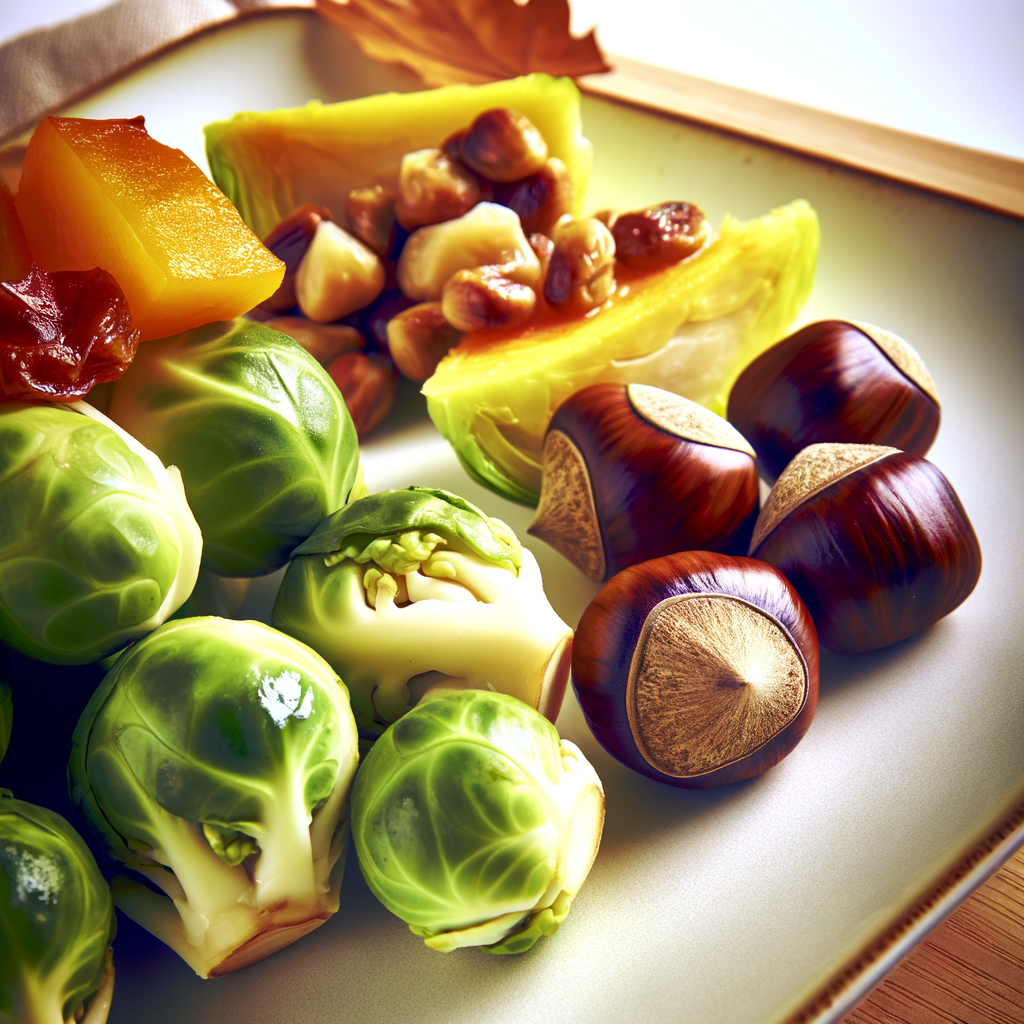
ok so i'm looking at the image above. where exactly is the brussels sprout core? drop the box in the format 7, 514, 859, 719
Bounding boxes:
0, 794, 116, 1024
352, 690, 604, 954
274, 488, 573, 738
69, 617, 359, 978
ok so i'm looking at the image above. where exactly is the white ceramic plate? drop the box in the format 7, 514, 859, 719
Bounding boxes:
21, 12, 1024, 1024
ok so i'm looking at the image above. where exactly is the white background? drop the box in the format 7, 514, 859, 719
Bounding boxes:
2, 0, 1023, 160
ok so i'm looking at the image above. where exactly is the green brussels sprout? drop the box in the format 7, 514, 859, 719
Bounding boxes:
69, 616, 359, 978
352, 689, 604, 954
272, 487, 573, 739
105, 318, 363, 578
0, 793, 115, 1024
0, 401, 202, 665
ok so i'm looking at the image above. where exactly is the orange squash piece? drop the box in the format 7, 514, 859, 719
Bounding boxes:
0, 178, 31, 282
16, 116, 283, 340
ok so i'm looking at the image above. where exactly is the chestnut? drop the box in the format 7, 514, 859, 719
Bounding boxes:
749, 443, 981, 653
572, 551, 819, 788
528, 383, 759, 582
727, 319, 941, 480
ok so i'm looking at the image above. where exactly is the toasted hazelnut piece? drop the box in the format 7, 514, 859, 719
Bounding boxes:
612, 201, 710, 270
492, 158, 573, 236
528, 232, 554, 302
328, 351, 397, 437
258, 203, 333, 313
460, 108, 548, 183
442, 265, 537, 332
296, 220, 386, 323
346, 185, 397, 256
395, 148, 481, 231
544, 217, 616, 314
397, 202, 540, 301
386, 302, 461, 381
263, 316, 365, 367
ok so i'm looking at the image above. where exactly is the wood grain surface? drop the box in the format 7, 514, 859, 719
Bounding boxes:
840, 846, 1024, 1023
579, 55, 1024, 220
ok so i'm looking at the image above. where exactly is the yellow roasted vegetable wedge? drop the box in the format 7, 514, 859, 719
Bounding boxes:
424, 199, 820, 505
205, 74, 591, 240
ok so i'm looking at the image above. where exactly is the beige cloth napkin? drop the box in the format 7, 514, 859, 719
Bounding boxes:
0, 0, 314, 145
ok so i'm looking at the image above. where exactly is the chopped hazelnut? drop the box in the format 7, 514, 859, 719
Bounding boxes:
346, 185, 397, 256
395, 148, 480, 231
442, 266, 537, 332
460, 108, 548, 183
296, 220, 386, 323
386, 302, 461, 381
544, 217, 616, 314
397, 202, 540, 301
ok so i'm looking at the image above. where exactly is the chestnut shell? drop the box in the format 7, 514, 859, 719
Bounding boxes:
546, 384, 759, 579
727, 320, 941, 479
751, 450, 981, 653
572, 551, 820, 788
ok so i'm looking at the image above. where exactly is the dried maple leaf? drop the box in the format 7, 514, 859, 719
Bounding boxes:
316, 0, 610, 86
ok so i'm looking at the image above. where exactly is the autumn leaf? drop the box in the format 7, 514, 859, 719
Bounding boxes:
315, 0, 610, 87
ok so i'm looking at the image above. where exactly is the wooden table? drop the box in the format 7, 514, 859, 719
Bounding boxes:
841, 847, 1024, 1023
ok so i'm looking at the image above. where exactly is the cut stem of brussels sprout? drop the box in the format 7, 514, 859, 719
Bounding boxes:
69, 617, 360, 978
352, 689, 604, 955
273, 487, 573, 739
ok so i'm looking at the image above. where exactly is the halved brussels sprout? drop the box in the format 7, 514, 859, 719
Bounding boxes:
0, 793, 116, 1024
272, 487, 573, 740
0, 401, 201, 665
69, 616, 359, 978
105, 318, 363, 578
353, 688, 604, 954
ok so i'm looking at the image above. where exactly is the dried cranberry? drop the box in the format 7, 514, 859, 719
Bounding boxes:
612, 202, 708, 270
0, 264, 140, 401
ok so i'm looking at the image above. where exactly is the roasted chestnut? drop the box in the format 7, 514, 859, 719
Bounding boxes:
573, 551, 819, 788
528, 383, 759, 582
727, 320, 941, 479
749, 443, 981, 653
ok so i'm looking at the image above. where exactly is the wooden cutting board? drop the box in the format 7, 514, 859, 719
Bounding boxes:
841, 846, 1024, 1023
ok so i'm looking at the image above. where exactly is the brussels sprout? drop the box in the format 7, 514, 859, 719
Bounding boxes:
0, 793, 116, 1024
352, 689, 604, 954
0, 401, 202, 665
69, 616, 359, 978
272, 487, 573, 739
105, 318, 363, 578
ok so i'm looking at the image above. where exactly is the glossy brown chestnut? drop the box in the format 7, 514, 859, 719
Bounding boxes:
727, 320, 941, 480
572, 551, 819, 788
528, 383, 759, 582
749, 443, 981, 653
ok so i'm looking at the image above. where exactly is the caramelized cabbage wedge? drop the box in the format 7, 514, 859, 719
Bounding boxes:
352, 688, 604, 954
425, 198, 820, 504
204, 74, 591, 240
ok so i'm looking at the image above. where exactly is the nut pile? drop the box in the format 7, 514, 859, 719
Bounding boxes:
248, 106, 711, 437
